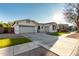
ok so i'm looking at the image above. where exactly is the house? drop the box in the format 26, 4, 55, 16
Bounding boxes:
13, 19, 39, 34
68, 25, 77, 31
13, 19, 58, 34
37, 22, 57, 33
57, 24, 69, 32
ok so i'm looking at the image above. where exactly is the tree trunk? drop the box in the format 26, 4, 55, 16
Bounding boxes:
76, 21, 79, 32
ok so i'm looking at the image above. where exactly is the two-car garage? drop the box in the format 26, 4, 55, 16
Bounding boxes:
19, 25, 35, 33
14, 25, 37, 34
13, 19, 38, 34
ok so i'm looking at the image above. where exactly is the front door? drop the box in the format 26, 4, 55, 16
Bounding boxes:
37, 26, 40, 32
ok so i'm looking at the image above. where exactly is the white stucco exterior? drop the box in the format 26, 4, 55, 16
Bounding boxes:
13, 19, 38, 34
13, 19, 58, 34
41, 23, 57, 32
14, 25, 20, 34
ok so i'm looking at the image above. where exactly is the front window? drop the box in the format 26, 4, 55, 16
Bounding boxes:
41, 26, 43, 29
52, 25, 56, 30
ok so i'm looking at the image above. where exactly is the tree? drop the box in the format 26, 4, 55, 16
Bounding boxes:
64, 3, 79, 32
0, 23, 3, 27
0, 23, 4, 33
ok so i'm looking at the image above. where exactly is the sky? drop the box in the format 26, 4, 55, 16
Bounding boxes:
0, 3, 72, 25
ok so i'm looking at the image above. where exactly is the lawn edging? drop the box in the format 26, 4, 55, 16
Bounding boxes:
0, 41, 40, 56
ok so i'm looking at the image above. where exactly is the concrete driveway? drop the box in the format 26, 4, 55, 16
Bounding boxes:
22, 33, 59, 47
22, 32, 79, 56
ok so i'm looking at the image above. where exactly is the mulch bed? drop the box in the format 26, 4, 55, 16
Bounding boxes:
67, 32, 79, 39
16, 46, 58, 56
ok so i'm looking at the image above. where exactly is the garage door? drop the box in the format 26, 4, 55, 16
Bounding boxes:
19, 26, 35, 33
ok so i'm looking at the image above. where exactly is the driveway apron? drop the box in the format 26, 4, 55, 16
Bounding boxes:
22, 33, 59, 47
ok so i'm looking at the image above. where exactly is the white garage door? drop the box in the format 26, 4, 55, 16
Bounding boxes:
19, 26, 35, 33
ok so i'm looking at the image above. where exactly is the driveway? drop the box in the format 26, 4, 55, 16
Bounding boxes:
22, 33, 59, 47
22, 32, 79, 56
16, 46, 58, 56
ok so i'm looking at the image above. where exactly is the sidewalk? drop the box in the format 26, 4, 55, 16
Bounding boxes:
50, 37, 79, 56
49, 31, 79, 56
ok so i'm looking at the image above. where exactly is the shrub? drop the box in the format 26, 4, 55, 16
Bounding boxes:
8, 28, 14, 33
4, 28, 14, 33
4, 28, 8, 33
0, 27, 4, 33
0, 24, 3, 27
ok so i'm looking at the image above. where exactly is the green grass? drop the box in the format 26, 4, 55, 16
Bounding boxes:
48, 32, 68, 36
0, 37, 32, 48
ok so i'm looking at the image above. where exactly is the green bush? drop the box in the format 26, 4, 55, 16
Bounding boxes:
0, 24, 3, 27
4, 27, 14, 33
0, 23, 14, 33
0, 27, 4, 33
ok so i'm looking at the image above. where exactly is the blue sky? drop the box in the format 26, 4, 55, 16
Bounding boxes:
0, 3, 66, 23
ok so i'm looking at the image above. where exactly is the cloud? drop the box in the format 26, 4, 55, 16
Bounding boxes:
52, 11, 74, 26
52, 11, 65, 23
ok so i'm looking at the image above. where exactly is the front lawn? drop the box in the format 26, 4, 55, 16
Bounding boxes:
0, 37, 32, 48
48, 32, 68, 36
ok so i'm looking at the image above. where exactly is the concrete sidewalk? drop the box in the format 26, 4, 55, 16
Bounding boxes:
50, 37, 79, 56
0, 41, 40, 56
49, 32, 79, 56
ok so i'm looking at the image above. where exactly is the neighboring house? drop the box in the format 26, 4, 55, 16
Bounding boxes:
38, 22, 57, 33
68, 25, 77, 32
13, 19, 39, 34
57, 24, 69, 32
13, 19, 58, 34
